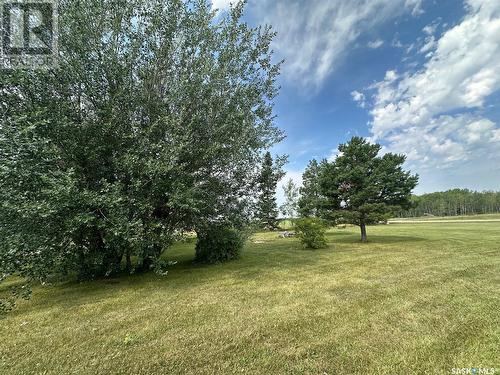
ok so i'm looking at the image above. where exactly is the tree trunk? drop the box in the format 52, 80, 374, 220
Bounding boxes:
360, 222, 367, 242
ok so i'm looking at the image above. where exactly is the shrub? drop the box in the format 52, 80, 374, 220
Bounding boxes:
295, 218, 327, 249
195, 225, 246, 264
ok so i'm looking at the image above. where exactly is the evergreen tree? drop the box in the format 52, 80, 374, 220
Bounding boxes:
319, 137, 418, 242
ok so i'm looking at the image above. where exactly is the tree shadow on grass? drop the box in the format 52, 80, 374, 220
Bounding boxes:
330, 233, 427, 244
7, 231, 426, 317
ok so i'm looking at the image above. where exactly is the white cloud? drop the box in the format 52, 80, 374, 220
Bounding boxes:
419, 36, 436, 53
252, 0, 426, 92
493, 129, 500, 142
391, 38, 404, 48
462, 119, 495, 144
461, 68, 498, 106
405, 43, 415, 54
211, 0, 232, 12
422, 24, 437, 35
384, 115, 499, 168
351, 90, 366, 108
368, 39, 384, 49
357, 0, 500, 171
328, 149, 344, 162
422, 18, 441, 35
405, 0, 424, 16
369, 0, 500, 136
384, 70, 398, 81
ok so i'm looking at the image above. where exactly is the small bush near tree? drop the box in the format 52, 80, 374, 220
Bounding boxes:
295, 218, 327, 249
195, 225, 247, 264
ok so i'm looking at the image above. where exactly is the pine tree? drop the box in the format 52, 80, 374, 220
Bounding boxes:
319, 137, 418, 242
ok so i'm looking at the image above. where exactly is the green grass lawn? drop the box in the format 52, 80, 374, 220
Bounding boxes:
389, 213, 500, 221
1, 223, 499, 374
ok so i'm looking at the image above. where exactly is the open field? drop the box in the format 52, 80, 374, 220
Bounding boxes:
1, 222, 499, 374
389, 213, 500, 223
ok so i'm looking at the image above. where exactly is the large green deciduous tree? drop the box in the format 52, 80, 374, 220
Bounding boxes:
319, 137, 418, 242
0, 0, 283, 312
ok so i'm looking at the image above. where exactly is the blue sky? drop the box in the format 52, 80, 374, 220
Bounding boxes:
212, 0, 500, 202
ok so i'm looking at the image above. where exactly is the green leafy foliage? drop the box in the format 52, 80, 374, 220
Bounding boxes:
195, 225, 247, 264
0, 284, 32, 315
295, 218, 327, 249
280, 178, 299, 219
0, 0, 283, 311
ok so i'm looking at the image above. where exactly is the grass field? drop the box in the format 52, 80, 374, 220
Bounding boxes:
1, 223, 499, 374
389, 213, 500, 222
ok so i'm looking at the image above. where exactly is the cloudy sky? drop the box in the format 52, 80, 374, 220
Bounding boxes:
212, 0, 500, 201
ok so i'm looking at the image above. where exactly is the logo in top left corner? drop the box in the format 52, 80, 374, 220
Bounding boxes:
1, 0, 58, 69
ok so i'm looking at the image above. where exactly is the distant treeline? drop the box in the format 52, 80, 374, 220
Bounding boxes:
396, 189, 500, 217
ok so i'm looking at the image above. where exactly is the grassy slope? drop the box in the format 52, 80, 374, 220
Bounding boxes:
1, 223, 499, 374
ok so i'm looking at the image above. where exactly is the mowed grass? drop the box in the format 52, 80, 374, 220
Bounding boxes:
1, 223, 499, 374
390, 213, 500, 221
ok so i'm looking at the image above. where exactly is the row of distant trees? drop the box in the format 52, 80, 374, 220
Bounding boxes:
395, 189, 500, 217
